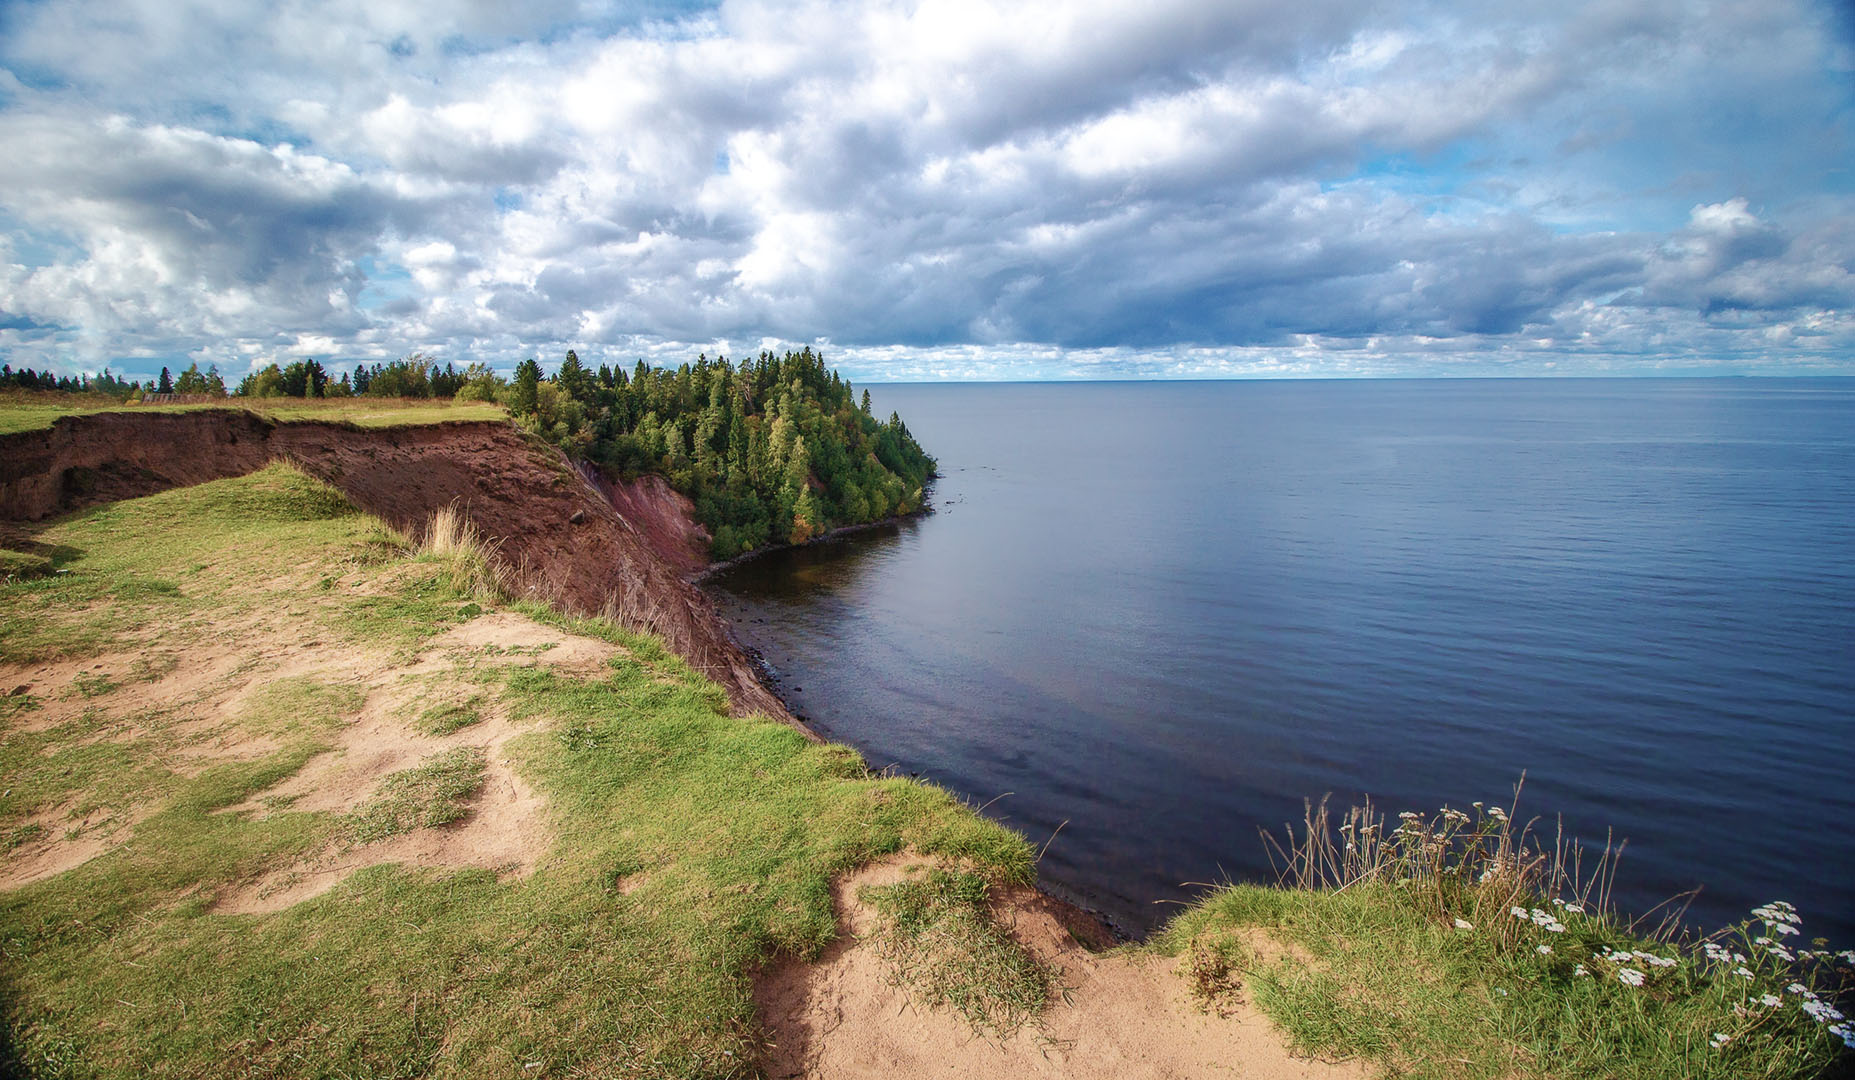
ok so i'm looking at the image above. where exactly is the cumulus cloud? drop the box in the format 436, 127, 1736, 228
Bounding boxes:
0, 0, 1850, 380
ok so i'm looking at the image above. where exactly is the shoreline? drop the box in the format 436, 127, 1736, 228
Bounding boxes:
689, 475, 938, 585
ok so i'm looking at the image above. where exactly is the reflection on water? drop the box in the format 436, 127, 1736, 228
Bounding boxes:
708, 379, 1855, 941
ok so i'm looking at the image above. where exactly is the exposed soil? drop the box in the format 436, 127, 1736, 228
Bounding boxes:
0, 609, 592, 906
1, 797, 152, 890
0, 409, 794, 726
757, 857, 1368, 1080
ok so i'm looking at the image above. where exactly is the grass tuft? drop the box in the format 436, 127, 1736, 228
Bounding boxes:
1158, 784, 1854, 1078
860, 867, 1052, 1039
345, 747, 487, 843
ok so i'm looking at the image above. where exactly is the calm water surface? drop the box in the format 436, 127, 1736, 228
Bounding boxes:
707, 379, 1855, 941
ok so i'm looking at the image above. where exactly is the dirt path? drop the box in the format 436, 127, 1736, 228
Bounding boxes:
757, 857, 1367, 1080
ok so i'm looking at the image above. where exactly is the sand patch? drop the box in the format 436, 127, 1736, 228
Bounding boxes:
1, 799, 150, 890
213, 746, 548, 915
419, 612, 621, 679
756, 857, 1366, 1080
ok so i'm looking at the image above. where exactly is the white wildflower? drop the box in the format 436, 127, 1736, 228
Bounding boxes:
1734, 966, 1754, 979
1618, 968, 1646, 987
1511, 906, 1529, 919
1487, 806, 1508, 821
1773, 923, 1799, 936
1759, 994, 1781, 1007
1537, 945, 1553, 955
1772, 945, 1795, 962
1787, 982, 1810, 995
1563, 903, 1583, 914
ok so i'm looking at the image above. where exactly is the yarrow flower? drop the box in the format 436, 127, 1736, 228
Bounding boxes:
1803, 1000, 1846, 1024
1486, 806, 1508, 822
1536, 944, 1553, 955
1759, 994, 1782, 1008
1511, 906, 1529, 919
1573, 964, 1588, 977
1618, 968, 1646, 987
1734, 966, 1754, 979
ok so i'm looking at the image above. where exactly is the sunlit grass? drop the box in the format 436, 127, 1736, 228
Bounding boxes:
0, 464, 1030, 1078
0, 391, 505, 435
1154, 792, 1853, 1078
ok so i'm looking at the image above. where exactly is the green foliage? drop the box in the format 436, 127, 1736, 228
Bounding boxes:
1155, 796, 1853, 1079
506, 347, 935, 558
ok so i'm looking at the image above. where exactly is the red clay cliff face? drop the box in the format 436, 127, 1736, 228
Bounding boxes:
0, 409, 797, 728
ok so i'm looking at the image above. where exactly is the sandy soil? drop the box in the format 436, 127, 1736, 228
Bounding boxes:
0, 611, 601, 904
757, 857, 1367, 1080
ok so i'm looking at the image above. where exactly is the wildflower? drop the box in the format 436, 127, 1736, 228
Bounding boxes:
1536, 945, 1553, 955
1618, 968, 1646, 987
1831, 1022, 1855, 1049
1562, 902, 1583, 914
1454, 918, 1474, 930
1773, 923, 1799, 936
1772, 945, 1795, 962
1803, 999, 1845, 1024
1840, 950, 1855, 964
1755, 936, 1772, 946
1710, 1033, 1731, 1049
1573, 964, 1588, 977
1788, 982, 1810, 995
1487, 806, 1508, 822
1759, 994, 1781, 1007
1733, 952, 1746, 963
1511, 906, 1529, 919
1734, 967, 1754, 979
1399, 811, 1422, 821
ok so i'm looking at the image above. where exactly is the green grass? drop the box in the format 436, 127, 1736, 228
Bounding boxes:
1153, 800, 1852, 1079
346, 748, 488, 843
859, 866, 1051, 1039
0, 392, 506, 435
0, 464, 1030, 1079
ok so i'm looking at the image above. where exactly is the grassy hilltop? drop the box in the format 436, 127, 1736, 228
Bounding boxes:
0, 398, 1848, 1078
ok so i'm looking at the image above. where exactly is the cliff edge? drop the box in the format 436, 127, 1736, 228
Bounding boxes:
0, 408, 797, 728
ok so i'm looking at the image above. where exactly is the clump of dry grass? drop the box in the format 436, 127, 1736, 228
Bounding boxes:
1263, 778, 1630, 949
416, 504, 506, 600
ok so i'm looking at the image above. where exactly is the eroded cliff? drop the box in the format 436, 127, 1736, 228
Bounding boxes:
0, 408, 797, 727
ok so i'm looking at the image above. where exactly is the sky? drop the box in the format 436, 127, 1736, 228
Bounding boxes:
0, 0, 1851, 382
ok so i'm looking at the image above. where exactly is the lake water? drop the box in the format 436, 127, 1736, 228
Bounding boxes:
706, 379, 1855, 943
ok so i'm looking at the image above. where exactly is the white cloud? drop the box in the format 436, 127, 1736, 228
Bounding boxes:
0, 0, 1850, 380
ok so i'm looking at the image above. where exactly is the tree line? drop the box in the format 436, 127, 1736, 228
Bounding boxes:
9, 348, 933, 560
502, 347, 934, 559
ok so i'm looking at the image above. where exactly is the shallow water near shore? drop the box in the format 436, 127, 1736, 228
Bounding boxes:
707, 378, 1855, 941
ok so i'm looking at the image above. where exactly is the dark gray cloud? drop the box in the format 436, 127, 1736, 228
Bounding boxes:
0, 0, 1850, 380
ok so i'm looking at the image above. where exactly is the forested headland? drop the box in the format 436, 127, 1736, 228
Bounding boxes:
503, 347, 933, 559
